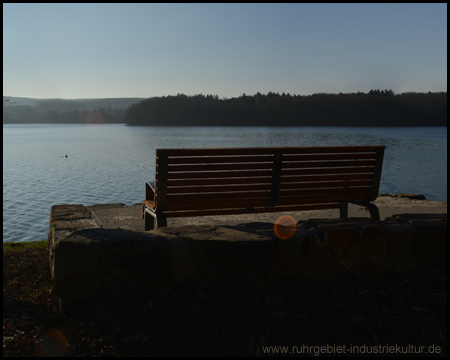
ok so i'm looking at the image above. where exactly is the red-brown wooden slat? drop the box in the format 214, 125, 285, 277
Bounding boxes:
167, 184, 271, 193
166, 162, 273, 172
166, 191, 270, 203
164, 155, 273, 165
164, 197, 269, 211
166, 179, 372, 194
280, 173, 373, 182
157, 145, 385, 157
166, 173, 373, 187
282, 153, 376, 161
282, 167, 374, 176
281, 160, 375, 169
279, 179, 372, 190
164, 159, 375, 173
167, 176, 273, 187
165, 187, 370, 205
276, 191, 370, 206
161, 152, 377, 165
159, 166, 375, 181
163, 191, 370, 211
160, 169, 273, 179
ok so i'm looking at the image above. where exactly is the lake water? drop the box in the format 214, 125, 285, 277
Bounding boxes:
3, 124, 447, 243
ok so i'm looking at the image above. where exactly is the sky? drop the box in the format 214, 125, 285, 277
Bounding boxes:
3, 3, 447, 99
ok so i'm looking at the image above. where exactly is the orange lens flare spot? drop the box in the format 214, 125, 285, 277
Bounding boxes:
274, 215, 297, 240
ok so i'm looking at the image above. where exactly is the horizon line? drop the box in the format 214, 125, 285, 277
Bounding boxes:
4, 89, 448, 101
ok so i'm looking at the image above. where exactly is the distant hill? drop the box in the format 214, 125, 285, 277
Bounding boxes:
3, 97, 146, 124
3, 96, 146, 111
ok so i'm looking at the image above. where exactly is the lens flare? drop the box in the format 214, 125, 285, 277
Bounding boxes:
274, 215, 297, 240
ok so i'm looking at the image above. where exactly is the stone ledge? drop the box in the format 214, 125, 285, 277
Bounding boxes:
272, 218, 386, 278
389, 193, 427, 200
48, 204, 447, 312
384, 214, 447, 271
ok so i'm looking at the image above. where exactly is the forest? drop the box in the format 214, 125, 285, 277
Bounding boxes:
124, 90, 447, 127
3, 91, 447, 126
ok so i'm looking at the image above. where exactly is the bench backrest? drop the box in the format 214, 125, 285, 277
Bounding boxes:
153, 145, 385, 216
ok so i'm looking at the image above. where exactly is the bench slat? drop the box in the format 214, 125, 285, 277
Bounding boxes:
158, 169, 272, 180
162, 152, 379, 165
164, 159, 375, 172
166, 173, 374, 187
165, 187, 370, 202
163, 169, 373, 186
282, 167, 374, 176
163, 190, 370, 211
166, 180, 372, 194
164, 188, 370, 208
157, 145, 385, 157
161, 167, 375, 181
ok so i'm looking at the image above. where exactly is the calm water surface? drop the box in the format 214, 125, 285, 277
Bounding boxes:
3, 124, 447, 243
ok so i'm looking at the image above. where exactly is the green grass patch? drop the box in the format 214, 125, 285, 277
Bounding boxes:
3, 240, 48, 253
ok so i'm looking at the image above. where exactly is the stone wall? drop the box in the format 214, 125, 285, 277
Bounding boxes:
48, 204, 446, 312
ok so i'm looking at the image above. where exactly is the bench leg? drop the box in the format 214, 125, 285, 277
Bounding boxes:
156, 213, 167, 228
144, 211, 155, 231
339, 202, 349, 219
144, 210, 167, 231
349, 201, 381, 221
365, 203, 380, 221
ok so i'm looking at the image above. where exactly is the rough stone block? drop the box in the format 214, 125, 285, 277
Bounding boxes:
384, 222, 417, 271
48, 205, 97, 248
271, 218, 386, 277
52, 220, 98, 231
155, 224, 280, 284
52, 228, 173, 303
308, 219, 385, 271
269, 230, 317, 278
49, 204, 93, 221
48, 204, 447, 313
385, 214, 447, 269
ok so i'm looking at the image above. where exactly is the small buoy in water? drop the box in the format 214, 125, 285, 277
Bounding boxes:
65, 154, 68, 158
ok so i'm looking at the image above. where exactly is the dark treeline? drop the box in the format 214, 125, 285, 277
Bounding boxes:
3, 107, 127, 124
125, 90, 447, 127
3, 97, 143, 124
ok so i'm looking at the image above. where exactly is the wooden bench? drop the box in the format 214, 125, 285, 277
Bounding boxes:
142, 145, 386, 230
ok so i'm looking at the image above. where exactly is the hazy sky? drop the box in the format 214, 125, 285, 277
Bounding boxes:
3, 3, 447, 99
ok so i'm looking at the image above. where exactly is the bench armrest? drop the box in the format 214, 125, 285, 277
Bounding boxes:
142, 182, 156, 219
146, 181, 155, 201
